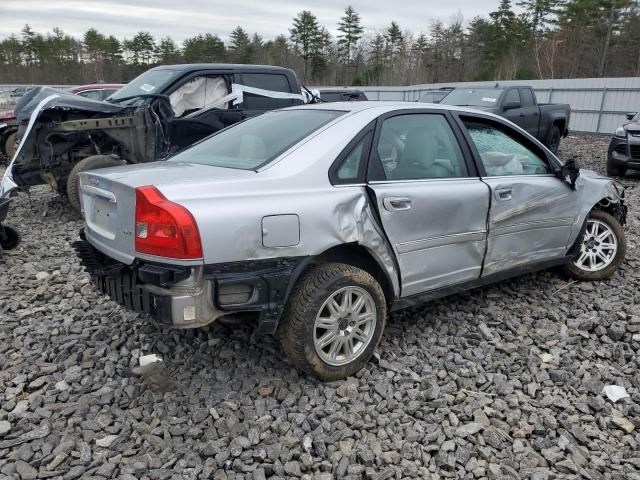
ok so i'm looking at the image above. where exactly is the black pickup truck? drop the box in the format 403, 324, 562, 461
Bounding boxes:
441, 85, 570, 153
4, 64, 305, 212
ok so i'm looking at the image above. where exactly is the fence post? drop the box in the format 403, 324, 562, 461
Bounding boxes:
548, 88, 554, 103
596, 87, 607, 134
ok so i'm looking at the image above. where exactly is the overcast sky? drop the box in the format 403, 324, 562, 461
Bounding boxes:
1, 0, 504, 43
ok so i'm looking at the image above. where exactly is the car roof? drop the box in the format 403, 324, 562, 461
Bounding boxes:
319, 89, 365, 93
150, 64, 295, 74
287, 100, 501, 117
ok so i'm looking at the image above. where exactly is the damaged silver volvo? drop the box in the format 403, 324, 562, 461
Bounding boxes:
73, 102, 627, 380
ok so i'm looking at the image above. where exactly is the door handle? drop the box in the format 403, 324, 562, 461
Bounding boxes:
495, 187, 513, 201
383, 196, 412, 211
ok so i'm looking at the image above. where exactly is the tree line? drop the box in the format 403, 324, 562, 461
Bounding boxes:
1, 0, 639, 87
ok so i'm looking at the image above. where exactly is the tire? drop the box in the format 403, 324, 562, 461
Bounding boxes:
546, 125, 561, 154
279, 263, 387, 381
3, 131, 17, 159
607, 165, 625, 177
66, 155, 124, 212
0, 223, 20, 251
562, 210, 626, 281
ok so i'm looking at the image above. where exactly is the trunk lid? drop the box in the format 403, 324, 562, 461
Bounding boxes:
79, 161, 255, 265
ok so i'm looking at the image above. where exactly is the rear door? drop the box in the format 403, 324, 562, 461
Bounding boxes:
456, 113, 579, 276
501, 88, 529, 132
518, 88, 541, 137
366, 110, 490, 297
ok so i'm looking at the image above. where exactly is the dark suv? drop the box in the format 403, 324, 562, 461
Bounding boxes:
607, 112, 640, 176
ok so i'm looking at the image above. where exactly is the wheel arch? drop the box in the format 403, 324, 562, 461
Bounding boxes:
285, 243, 397, 308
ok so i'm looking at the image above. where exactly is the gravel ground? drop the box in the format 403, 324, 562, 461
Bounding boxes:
1, 134, 639, 480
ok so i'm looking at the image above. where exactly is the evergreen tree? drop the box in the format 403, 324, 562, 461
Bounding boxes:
337, 6, 364, 82
289, 10, 321, 80
229, 26, 252, 63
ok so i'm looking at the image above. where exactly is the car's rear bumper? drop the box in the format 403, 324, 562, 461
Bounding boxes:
73, 231, 306, 333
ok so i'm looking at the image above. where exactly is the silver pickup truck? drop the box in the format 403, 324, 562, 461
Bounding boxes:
73, 102, 627, 380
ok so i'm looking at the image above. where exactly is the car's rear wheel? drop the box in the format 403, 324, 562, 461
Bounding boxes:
0, 223, 20, 251
279, 263, 387, 381
66, 155, 124, 212
546, 125, 561, 154
563, 210, 625, 281
3, 131, 17, 159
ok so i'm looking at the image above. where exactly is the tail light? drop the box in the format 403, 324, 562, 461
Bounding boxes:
134, 185, 203, 259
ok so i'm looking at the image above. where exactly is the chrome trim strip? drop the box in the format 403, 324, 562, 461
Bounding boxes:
397, 230, 487, 254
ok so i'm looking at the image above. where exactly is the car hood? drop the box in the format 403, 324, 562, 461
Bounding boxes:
15, 86, 127, 124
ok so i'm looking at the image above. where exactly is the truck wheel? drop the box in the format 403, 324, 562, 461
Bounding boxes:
546, 125, 561, 154
3, 131, 17, 159
279, 263, 387, 381
67, 155, 124, 212
0, 223, 20, 251
562, 210, 625, 281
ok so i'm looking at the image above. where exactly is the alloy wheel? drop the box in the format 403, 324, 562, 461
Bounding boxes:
313, 286, 377, 367
574, 219, 618, 272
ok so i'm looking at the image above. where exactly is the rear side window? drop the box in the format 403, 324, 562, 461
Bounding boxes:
374, 114, 467, 180
519, 88, 535, 107
504, 89, 520, 105
332, 131, 372, 183
242, 73, 295, 109
169, 109, 343, 170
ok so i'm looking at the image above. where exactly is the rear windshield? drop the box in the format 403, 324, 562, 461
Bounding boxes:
168, 109, 344, 170
441, 88, 504, 107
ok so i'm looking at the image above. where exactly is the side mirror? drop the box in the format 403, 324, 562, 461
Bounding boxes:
503, 101, 521, 111
626, 112, 637, 121
555, 157, 580, 190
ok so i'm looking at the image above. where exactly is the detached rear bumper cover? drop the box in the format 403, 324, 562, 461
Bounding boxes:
73, 233, 305, 332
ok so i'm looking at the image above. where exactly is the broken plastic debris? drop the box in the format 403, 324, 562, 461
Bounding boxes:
602, 385, 629, 403
139, 354, 162, 367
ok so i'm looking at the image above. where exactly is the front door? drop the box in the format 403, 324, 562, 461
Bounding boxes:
367, 111, 490, 297
458, 115, 579, 276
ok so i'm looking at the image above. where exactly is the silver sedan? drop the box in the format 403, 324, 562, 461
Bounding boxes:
74, 102, 627, 380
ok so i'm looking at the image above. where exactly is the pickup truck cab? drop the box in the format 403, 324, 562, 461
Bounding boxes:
441, 86, 570, 153
73, 102, 626, 380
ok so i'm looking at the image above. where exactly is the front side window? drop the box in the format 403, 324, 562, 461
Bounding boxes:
169, 109, 344, 170
462, 119, 551, 176
375, 114, 467, 181
168, 76, 229, 117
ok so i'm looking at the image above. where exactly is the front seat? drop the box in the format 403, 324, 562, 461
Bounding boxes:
392, 127, 451, 180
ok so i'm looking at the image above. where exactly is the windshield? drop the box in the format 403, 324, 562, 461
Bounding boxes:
169, 109, 345, 170
441, 88, 504, 107
107, 69, 180, 104
419, 91, 449, 104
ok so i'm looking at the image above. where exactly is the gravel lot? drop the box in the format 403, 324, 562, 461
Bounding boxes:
1, 134, 639, 480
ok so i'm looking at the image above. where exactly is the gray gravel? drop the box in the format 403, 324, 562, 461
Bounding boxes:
1, 134, 640, 479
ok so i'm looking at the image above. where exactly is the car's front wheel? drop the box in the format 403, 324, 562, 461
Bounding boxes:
563, 209, 626, 281
279, 263, 387, 381
66, 155, 125, 212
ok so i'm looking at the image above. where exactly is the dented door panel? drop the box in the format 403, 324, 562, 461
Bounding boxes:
481, 175, 578, 275
369, 179, 490, 296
